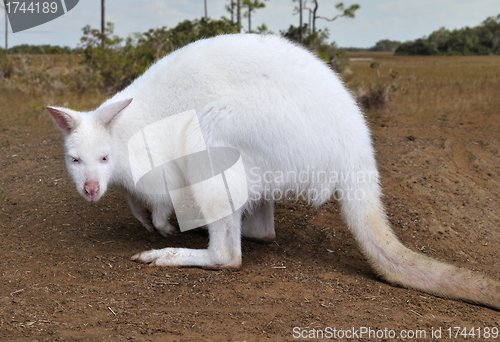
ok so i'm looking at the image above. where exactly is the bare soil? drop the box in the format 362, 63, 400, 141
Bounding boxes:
1, 66, 499, 341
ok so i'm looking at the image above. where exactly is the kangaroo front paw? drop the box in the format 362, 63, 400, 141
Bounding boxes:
131, 248, 241, 269
152, 210, 176, 237
131, 249, 181, 267
154, 221, 176, 237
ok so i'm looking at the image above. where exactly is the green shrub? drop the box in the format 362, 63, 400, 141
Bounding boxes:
280, 24, 350, 73
8, 44, 73, 54
79, 23, 141, 93
357, 63, 403, 110
79, 17, 240, 94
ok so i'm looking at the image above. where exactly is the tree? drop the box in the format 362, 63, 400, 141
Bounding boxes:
301, 1, 360, 44
311, 0, 318, 34
226, 0, 243, 31
369, 39, 401, 52
226, 0, 243, 32
395, 14, 500, 56
243, 0, 268, 33
204, 0, 208, 20
301, 1, 315, 30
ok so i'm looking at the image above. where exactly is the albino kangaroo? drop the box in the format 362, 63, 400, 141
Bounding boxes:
47, 34, 500, 310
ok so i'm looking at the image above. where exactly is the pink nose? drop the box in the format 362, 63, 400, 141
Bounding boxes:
84, 181, 100, 200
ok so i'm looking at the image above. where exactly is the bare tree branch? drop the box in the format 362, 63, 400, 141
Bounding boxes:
316, 3, 359, 22
316, 14, 342, 22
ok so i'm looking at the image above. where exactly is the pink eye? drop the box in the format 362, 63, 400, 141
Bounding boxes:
71, 157, 80, 164
101, 156, 108, 162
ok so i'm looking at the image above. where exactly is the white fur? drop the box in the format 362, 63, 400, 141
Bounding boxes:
48, 34, 500, 309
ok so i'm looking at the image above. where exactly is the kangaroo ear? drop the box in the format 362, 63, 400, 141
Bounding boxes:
46, 106, 80, 135
98, 98, 133, 129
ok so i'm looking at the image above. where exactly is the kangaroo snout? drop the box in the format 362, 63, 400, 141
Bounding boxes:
84, 181, 100, 201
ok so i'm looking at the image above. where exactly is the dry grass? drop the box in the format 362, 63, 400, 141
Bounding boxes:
348, 52, 500, 127
0, 54, 107, 130
1, 52, 500, 130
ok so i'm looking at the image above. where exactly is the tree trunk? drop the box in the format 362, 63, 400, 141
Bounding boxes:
248, 9, 251, 32
101, 0, 105, 47
237, 0, 241, 32
5, 9, 7, 52
312, 0, 318, 34
312, 0, 318, 46
204, 0, 207, 20
308, 8, 312, 29
299, 0, 303, 44
231, 0, 235, 22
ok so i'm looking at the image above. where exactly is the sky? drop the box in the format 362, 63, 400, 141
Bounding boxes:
1, 0, 499, 49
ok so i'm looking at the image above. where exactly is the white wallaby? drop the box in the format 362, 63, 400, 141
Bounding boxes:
47, 34, 500, 310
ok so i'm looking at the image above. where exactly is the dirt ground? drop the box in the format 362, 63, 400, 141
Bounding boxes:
1, 57, 500, 341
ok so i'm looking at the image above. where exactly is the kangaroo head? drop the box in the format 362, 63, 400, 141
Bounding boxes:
47, 99, 133, 202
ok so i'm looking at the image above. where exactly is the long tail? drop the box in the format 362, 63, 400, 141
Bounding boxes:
340, 194, 500, 310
